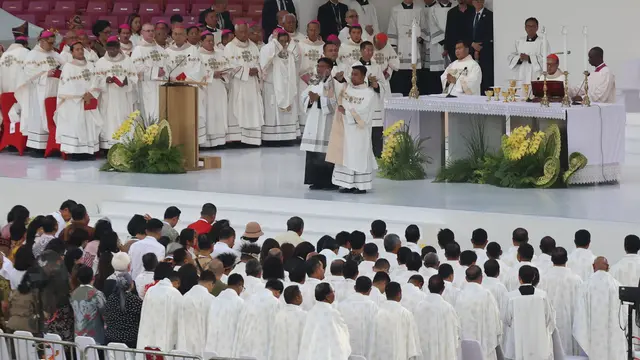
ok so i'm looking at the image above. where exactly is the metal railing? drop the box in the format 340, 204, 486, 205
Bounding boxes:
83, 345, 255, 360
0, 331, 82, 360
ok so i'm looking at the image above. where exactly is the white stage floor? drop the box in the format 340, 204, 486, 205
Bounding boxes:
0, 146, 639, 224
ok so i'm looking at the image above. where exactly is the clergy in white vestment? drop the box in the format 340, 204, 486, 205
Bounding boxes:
234, 280, 283, 359
334, 260, 358, 302
260, 29, 301, 142
358, 243, 379, 279
441, 41, 482, 96
348, 0, 379, 38
54, 42, 103, 158
249, 22, 266, 50
504, 244, 538, 291
400, 275, 427, 313
205, 274, 245, 357
370, 272, 389, 305
186, 24, 201, 47
502, 228, 535, 268
268, 285, 307, 360
118, 24, 135, 56
337, 277, 378, 356
425, 0, 452, 75
414, 275, 460, 360
298, 21, 325, 128
537, 247, 583, 356
611, 235, 640, 286
338, 11, 372, 44
78, 31, 100, 64
300, 257, 326, 310
372, 33, 400, 90
176, 271, 216, 357
94, 38, 138, 150
533, 236, 555, 273
298, 283, 351, 360
368, 282, 422, 360
16, 31, 65, 152
0, 37, 29, 142
328, 65, 377, 193
198, 31, 231, 147
570, 46, 616, 103
455, 266, 502, 360
503, 265, 555, 360
337, 25, 365, 66
487, 242, 512, 283
573, 257, 627, 360
130, 23, 168, 119
482, 260, 509, 321
224, 23, 264, 145
507, 18, 549, 84
437, 263, 460, 306
567, 230, 597, 281
136, 277, 182, 351
240, 259, 265, 299
267, 13, 306, 44
470, 228, 489, 266
419, 253, 439, 282
537, 54, 566, 82
165, 26, 203, 82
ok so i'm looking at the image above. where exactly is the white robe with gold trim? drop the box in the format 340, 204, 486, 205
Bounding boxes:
387, 4, 428, 70
0, 44, 29, 128
165, 43, 202, 82
130, 40, 168, 119
199, 47, 230, 147
337, 37, 363, 67
298, 301, 351, 360
300, 78, 336, 153
441, 54, 483, 95
298, 37, 325, 127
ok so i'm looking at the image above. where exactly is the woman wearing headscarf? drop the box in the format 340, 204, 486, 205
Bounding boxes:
103, 272, 142, 348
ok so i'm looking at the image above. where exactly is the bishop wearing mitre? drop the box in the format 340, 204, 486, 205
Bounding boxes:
94, 36, 137, 150
441, 41, 482, 96
199, 31, 230, 147
507, 18, 549, 84
118, 24, 135, 56
225, 22, 264, 145
54, 41, 103, 160
131, 23, 168, 119
0, 36, 30, 150
165, 26, 202, 82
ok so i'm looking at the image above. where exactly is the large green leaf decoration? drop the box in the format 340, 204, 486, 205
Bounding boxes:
156, 120, 172, 149
563, 152, 588, 183
107, 143, 132, 171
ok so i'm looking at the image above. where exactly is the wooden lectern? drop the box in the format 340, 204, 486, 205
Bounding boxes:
159, 83, 221, 170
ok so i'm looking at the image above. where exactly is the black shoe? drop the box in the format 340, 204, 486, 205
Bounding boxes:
353, 189, 367, 194
68, 154, 83, 161
29, 149, 45, 158
309, 184, 323, 190
338, 187, 354, 193
325, 184, 339, 191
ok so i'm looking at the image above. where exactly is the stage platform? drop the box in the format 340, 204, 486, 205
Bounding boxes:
0, 146, 638, 263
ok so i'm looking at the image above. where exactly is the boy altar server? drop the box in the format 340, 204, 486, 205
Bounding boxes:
199, 31, 231, 147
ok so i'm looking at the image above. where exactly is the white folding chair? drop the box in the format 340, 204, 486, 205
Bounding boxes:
106, 342, 133, 360
75, 335, 99, 360
0, 329, 11, 360
12, 330, 38, 360
169, 349, 194, 360
44, 333, 67, 360
349, 355, 367, 360
551, 330, 589, 360
202, 350, 219, 360
461, 339, 486, 360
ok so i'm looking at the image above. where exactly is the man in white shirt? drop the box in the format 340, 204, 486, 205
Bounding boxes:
368, 219, 387, 250
274, 216, 304, 246
471, 228, 489, 266
533, 236, 555, 273
176, 270, 216, 357
404, 225, 421, 253
358, 243, 379, 279
300, 257, 326, 310
50, 199, 77, 237
268, 285, 307, 360
240, 259, 264, 299
212, 227, 240, 258
611, 234, 640, 286
441, 40, 482, 95
437, 263, 460, 307
135, 253, 159, 299
486, 242, 510, 283
443, 242, 465, 288
567, 229, 596, 281
129, 219, 166, 279
503, 227, 530, 268
507, 17, 549, 84
419, 252, 439, 282
337, 276, 378, 356
379, 233, 401, 271
504, 243, 537, 291
570, 46, 616, 103
481, 259, 508, 322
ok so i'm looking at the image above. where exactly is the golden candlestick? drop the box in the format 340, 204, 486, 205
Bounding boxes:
582, 70, 591, 107
522, 83, 531, 101
540, 71, 550, 107
408, 64, 419, 99
561, 71, 571, 107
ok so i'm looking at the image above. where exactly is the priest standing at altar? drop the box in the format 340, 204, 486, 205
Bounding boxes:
131, 23, 168, 119
441, 40, 482, 95
199, 31, 230, 147
507, 18, 548, 84
165, 26, 202, 82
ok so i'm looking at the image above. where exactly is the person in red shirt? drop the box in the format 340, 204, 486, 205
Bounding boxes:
187, 203, 217, 235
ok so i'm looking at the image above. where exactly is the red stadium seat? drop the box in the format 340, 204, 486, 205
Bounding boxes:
44, 14, 67, 29
86, 1, 108, 14
234, 16, 252, 24
52, 1, 77, 14
14, 14, 36, 24
226, 4, 242, 16
26, 1, 50, 22
78, 15, 93, 28
164, 3, 186, 15
2, 1, 23, 14
183, 15, 198, 26
190, 3, 209, 15
112, 2, 135, 16
139, 2, 161, 16
246, 4, 262, 17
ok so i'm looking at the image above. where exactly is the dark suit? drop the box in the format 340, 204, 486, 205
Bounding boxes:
262, 0, 297, 43
317, 1, 348, 41
470, 8, 494, 92
444, 5, 474, 62
218, 11, 234, 31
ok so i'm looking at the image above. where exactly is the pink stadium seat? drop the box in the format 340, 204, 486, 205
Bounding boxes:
150, 15, 170, 24
14, 14, 36, 24
234, 16, 252, 24
26, 1, 50, 22
226, 4, 242, 16
52, 1, 77, 14
86, 1, 109, 14
78, 15, 93, 27
2, 1, 23, 14
97, 15, 118, 28
44, 14, 67, 29
247, 4, 262, 17
164, 3, 186, 15
190, 3, 209, 15
139, 2, 161, 16
182, 15, 198, 26
112, 2, 135, 16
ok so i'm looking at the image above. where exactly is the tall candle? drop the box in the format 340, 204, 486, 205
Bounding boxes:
411, 18, 418, 65
562, 26, 568, 73
541, 27, 547, 66
583, 26, 588, 71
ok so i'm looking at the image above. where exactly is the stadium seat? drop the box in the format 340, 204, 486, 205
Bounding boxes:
52, 1, 77, 15
0, 93, 27, 155
86, 1, 109, 14
138, 2, 161, 16
112, 2, 135, 17
75, 336, 99, 360
44, 14, 67, 29
26, 1, 50, 23
234, 16, 252, 24
105, 343, 130, 360
12, 331, 39, 360
166, 0, 189, 11
14, 14, 36, 24
0, 330, 9, 360
164, 3, 186, 15
2, 1, 23, 14
246, 4, 262, 18
150, 16, 170, 25
226, 4, 242, 16
43, 333, 67, 360
190, 3, 209, 15
78, 15, 92, 28
183, 15, 198, 26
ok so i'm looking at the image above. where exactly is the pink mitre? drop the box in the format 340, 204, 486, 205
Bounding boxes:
39, 30, 55, 39
326, 34, 339, 43
221, 29, 233, 35
118, 24, 131, 30
107, 35, 119, 43
16, 36, 28, 41
200, 30, 213, 37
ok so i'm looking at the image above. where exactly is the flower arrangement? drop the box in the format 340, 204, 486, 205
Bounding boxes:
101, 111, 185, 174
377, 120, 430, 181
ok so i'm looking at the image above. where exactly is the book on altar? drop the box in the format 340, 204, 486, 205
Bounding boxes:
84, 98, 98, 111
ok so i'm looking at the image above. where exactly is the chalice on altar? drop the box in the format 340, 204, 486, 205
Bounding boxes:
522, 83, 531, 100
509, 79, 517, 88
494, 87, 501, 101
485, 90, 494, 101
508, 88, 516, 102
502, 91, 509, 103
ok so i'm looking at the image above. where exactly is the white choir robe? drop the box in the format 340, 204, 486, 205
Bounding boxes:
538, 266, 583, 355
298, 301, 351, 360
537, 69, 566, 82
224, 38, 264, 145
388, 3, 428, 70
176, 284, 214, 357
507, 36, 549, 84
300, 79, 336, 153
570, 64, 616, 103
482, 276, 508, 320
337, 292, 378, 356
136, 279, 182, 351
333, 277, 356, 303
344, 59, 386, 127
441, 54, 483, 95
443, 260, 466, 288
300, 277, 323, 310
368, 300, 422, 360
204, 288, 244, 357
567, 248, 596, 281
338, 28, 372, 45
331, 83, 377, 191
240, 275, 265, 300
441, 280, 460, 307
611, 253, 640, 286
131, 41, 168, 119
0, 44, 29, 130
394, 268, 419, 284
267, 304, 307, 360
369, 285, 386, 305
503, 261, 538, 291
347, 0, 379, 36
455, 282, 503, 360
426, 2, 452, 72
94, 52, 138, 149
198, 47, 230, 147
234, 287, 281, 359
473, 248, 489, 267
54, 60, 102, 154
418, 266, 438, 283
372, 43, 400, 84
400, 282, 426, 313
298, 37, 325, 127
60, 47, 99, 65
358, 260, 376, 279
16, 46, 65, 149
502, 246, 520, 268
337, 38, 364, 67
165, 43, 202, 82
120, 42, 134, 57
503, 287, 555, 360
573, 270, 627, 360
413, 293, 461, 360
260, 39, 300, 141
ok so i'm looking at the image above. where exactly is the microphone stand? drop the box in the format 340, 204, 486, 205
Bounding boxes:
445, 67, 468, 98
164, 53, 191, 121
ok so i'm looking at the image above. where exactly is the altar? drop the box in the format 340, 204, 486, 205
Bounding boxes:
384, 95, 626, 184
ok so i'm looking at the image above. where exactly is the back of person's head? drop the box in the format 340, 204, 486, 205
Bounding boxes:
142, 253, 159, 272
201, 203, 217, 218
154, 262, 175, 281
312, 254, 326, 270
372, 271, 391, 287
370, 220, 387, 238
208, 219, 230, 243
397, 247, 412, 265
424, 252, 439, 268
343, 260, 359, 279
349, 231, 366, 250
64, 247, 84, 274
471, 228, 488, 246
127, 214, 147, 236
289, 264, 306, 283
444, 242, 461, 259
539, 236, 556, 255
363, 243, 378, 258
437, 228, 455, 249
219, 226, 236, 242
164, 206, 181, 220
405, 225, 420, 244
408, 274, 424, 288
486, 242, 502, 259
93, 219, 113, 241
294, 241, 315, 260
512, 228, 529, 245
262, 256, 285, 280
265, 279, 284, 294
158, 236, 170, 249
146, 218, 164, 234
281, 243, 295, 263
385, 281, 401, 300
41, 215, 58, 234
179, 228, 196, 247
517, 243, 534, 261
45, 238, 66, 255
406, 252, 422, 271
199, 270, 217, 284
305, 257, 323, 277
335, 231, 350, 247
98, 232, 119, 256
68, 228, 89, 248
428, 275, 445, 294
484, 259, 500, 277
60, 199, 77, 213
75, 264, 94, 285
355, 276, 372, 294
111, 252, 130, 272
330, 259, 344, 276
7, 205, 29, 224
574, 229, 591, 248
551, 247, 568, 265
260, 238, 280, 263
240, 243, 261, 262
373, 258, 390, 272
317, 235, 333, 252
71, 204, 87, 221
465, 265, 482, 282
177, 264, 199, 294
459, 250, 478, 266
625, 235, 640, 254
173, 248, 188, 265
323, 236, 339, 252
283, 285, 301, 304
287, 216, 304, 233
217, 252, 238, 271
383, 234, 401, 252
198, 234, 213, 251
227, 273, 244, 287
314, 282, 333, 301
438, 263, 454, 279
9, 222, 26, 241
422, 246, 436, 257
14, 245, 35, 271
519, 265, 536, 284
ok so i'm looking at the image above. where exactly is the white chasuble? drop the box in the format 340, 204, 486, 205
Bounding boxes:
388, 4, 428, 70
504, 261, 537, 292
176, 284, 214, 357
300, 78, 336, 153
199, 47, 230, 147
267, 304, 307, 360
0, 44, 29, 126
234, 288, 281, 359
573, 270, 627, 360
567, 248, 596, 281
400, 282, 427, 313
368, 300, 422, 360
337, 38, 363, 67
346, 59, 386, 127
441, 54, 482, 95
136, 279, 182, 352
504, 289, 555, 360
298, 301, 351, 360
338, 28, 371, 45
300, 277, 323, 311
16, 46, 65, 149
130, 41, 168, 119
426, 3, 451, 72
260, 39, 300, 141
120, 42, 134, 57
337, 292, 378, 356
54, 60, 102, 154
455, 282, 502, 360
413, 293, 461, 360
224, 38, 264, 145
611, 253, 640, 286
205, 288, 244, 357
482, 276, 509, 322
94, 52, 138, 149
507, 36, 549, 84
165, 43, 202, 81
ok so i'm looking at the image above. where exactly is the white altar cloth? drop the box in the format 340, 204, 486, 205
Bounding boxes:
384, 95, 626, 184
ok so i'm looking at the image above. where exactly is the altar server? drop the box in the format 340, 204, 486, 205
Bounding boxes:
136, 276, 182, 352
118, 24, 135, 56
338, 25, 365, 66
199, 31, 230, 147
507, 18, 549, 84
573, 257, 627, 360
267, 285, 307, 360
301, 58, 338, 190
55, 42, 102, 159
426, 0, 453, 94
131, 23, 168, 119
567, 229, 596, 281
176, 271, 216, 357
0, 37, 29, 144
299, 21, 325, 126
94, 37, 137, 150
570, 46, 616, 103
337, 277, 378, 357
328, 65, 377, 194
17, 31, 65, 154
348, 0, 379, 39
338, 10, 371, 44
205, 274, 245, 357
368, 282, 422, 360
165, 26, 202, 82
537, 54, 565, 81
441, 40, 482, 95
224, 22, 264, 145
